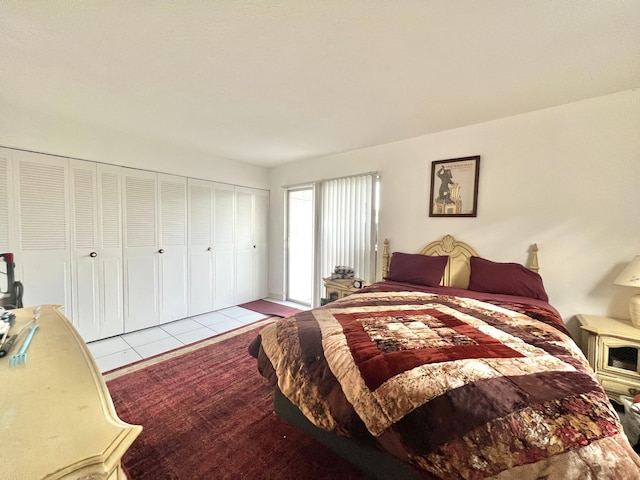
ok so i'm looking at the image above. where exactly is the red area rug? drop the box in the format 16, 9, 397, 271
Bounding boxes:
239, 299, 304, 318
105, 323, 371, 480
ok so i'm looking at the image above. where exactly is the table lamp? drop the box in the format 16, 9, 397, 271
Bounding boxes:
613, 255, 640, 327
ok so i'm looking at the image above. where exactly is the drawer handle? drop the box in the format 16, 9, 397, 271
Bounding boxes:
158, 249, 165, 254
89, 252, 97, 258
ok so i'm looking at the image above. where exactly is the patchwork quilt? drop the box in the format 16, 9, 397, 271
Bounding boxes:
251, 287, 640, 479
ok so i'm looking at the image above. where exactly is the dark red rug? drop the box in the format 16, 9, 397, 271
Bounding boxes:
105, 325, 372, 479
239, 299, 304, 318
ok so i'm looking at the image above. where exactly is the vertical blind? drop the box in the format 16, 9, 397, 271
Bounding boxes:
319, 172, 378, 283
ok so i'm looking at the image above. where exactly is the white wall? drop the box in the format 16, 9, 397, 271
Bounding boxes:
0, 102, 269, 189
269, 89, 640, 340
4, 89, 639, 341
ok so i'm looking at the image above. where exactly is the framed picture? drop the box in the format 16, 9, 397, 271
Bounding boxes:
429, 155, 480, 217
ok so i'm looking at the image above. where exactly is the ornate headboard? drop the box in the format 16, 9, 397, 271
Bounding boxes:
381, 234, 539, 289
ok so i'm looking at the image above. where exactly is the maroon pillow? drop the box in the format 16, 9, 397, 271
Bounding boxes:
468, 256, 549, 302
386, 252, 448, 287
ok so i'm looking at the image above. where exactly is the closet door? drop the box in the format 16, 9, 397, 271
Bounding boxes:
213, 183, 235, 310
69, 160, 100, 340
0, 149, 15, 306
234, 187, 269, 304
158, 174, 188, 323
97, 164, 125, 337
122, 168, 159, 332
187, 179, 214, 316
234, 187, 253, 305
14, 151, 72, 314
0, 149, 14, 254
253, 189, 269, 299
69, 160, 124, 342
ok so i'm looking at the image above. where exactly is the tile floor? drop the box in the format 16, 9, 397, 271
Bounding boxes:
88, 299, 306, 374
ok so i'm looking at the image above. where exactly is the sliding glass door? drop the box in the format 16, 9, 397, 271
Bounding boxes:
285, 173, 379, 308
286, 187, 314, 306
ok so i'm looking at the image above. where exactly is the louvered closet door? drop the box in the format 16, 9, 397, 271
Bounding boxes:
0, 149, 15, 307
69, 160, 101, 340
187, 179, 214, 316
234, 187, 255, 305
123, 168, 159, 332
158, 174, 188, 323
213, 183, 235, 310
69, 160, 124, 341
0, 149, 14, 255
14, 151, 72, 314
97, 164, 125, 337
234, 187, 269, 304
253, 189, 269, 300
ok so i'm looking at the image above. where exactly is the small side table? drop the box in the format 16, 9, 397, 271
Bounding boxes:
322, 277, 367, 304
577, 314, 640, 403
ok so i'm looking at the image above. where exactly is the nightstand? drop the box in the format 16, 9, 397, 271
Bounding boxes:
577, 314, 640, 403
322, 277, 367, 304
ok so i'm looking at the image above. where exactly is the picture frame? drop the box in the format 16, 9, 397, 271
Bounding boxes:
429, 155, 480, 217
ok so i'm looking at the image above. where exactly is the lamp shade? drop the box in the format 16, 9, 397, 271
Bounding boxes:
614, 256, 640, 287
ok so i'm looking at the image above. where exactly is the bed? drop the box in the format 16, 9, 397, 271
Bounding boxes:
249, 235, 640, 479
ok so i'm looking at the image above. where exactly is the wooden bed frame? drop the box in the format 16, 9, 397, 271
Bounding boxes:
274, 234, 541, 480
381, 234, 540, 287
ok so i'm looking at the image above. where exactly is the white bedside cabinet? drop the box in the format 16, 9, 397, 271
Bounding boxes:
577, 314, 640, 403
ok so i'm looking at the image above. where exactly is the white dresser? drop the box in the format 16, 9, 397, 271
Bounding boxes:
0, 305, 141, 479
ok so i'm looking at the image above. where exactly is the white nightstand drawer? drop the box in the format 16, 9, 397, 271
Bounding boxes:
598, 374, 640, 399
598, 339, 640, 380
322, 277, 367, 304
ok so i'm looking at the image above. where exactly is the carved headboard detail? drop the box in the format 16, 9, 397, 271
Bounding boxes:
382, 234, 539, 289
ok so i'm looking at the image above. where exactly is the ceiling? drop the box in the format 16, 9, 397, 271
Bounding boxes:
1, 1, 639, 168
